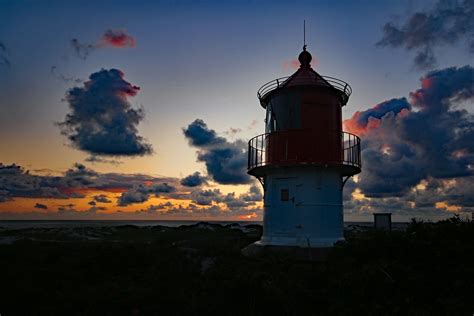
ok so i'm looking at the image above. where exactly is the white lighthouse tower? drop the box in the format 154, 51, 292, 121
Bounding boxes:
247, 45, 361, 251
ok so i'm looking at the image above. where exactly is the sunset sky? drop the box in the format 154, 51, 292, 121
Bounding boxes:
1, 0, 473, 221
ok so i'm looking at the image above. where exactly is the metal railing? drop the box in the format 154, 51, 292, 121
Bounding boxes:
248, 130, 361, 171
257, 75, 352, 105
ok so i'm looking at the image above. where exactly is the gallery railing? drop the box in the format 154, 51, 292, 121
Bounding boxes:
257, 76, 352, 105
248, 130, 361, 171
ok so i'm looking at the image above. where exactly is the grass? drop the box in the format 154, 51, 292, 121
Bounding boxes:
0, 218, 473, 315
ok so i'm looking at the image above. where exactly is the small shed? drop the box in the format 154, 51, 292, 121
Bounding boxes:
374, 213, 392, 230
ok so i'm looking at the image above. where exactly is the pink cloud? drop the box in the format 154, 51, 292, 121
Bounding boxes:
101, 29, 136, 48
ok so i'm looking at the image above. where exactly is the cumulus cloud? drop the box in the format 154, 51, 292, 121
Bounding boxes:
71, 29, 136, 59
189, 185, 262, 209
240, 185, 263, 202
0, 163, 67, 200
117, 183, 176, 206
344, 65, 474, 202
190, 188, 223, 206
34, 203, 48, 210
58, 68, 153, 157
183, 119, 252, 185
0, 41, 10, 68
344, 98, 411, 136
377, 0, 474, 69
180, 172, 208, 187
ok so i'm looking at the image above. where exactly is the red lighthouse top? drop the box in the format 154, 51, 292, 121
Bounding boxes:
257, 46, 352, 107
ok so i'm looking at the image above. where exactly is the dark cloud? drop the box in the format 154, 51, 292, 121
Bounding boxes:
57, 204, 77, 214
85, 155, 123, 165
0, 190, 10, 202
377, 0, 474, 69
0, 41, 10, 68
0, 162, 179, 203
0, 163, 67, 200
189, 185, 262, 209
71, 38, 96, 60
344, 65, 474, 200
135, 201, 175, 214
93, 194, 112, 203
183, 119, 225, 146
65, 163, 98, 178
50, 66, 82, 84
117, 183, 176, 206
240, 185, 263, 202
183, 119, 252, 185
344, 98, 411, 135
58, 68, 153, 157
190, 189, 223, 206
87, 206, 107, 213
180, 172, 208, 187
34, 203, 48, 210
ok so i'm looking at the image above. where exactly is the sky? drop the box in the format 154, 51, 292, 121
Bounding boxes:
0, 0, 473, 221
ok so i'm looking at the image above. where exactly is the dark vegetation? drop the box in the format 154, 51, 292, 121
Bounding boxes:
0, 218, 473, 315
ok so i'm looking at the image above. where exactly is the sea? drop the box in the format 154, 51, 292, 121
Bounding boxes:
0, 220, 409, 230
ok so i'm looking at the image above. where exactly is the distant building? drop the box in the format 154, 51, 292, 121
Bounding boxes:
374, 213, 392, 230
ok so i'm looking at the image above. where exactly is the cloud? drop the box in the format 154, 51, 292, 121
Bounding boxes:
0, 41, 10, 68
0, 163, 68, 200
117, 183, 176, 206
84, 155, 123, 165
71, 29, 136, 59
344, 65, 474, 199
57, 204, 77, 214
180, 172, 208, 187
101, 29, 136, 48
282, 59, 300, 71
50, 66, 82, 83
377, 0, 474, 69
0, 162, 179, 202
93, 194, 112, 203
282, 54, 318, 71
70, 38, 96, 60
183, 119, 252, 185
344, 98, 411, 136
34, 203, 48, 210
190, 188, 223, 206
189, 185, 262, 209
87, 206, 107, 213
58, 68, 153, 157
0, 190, 10, 202
240, 185, 263, 202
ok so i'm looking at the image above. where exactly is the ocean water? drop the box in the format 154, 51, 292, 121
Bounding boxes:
0, 220, 409, 230
0, 220, 260, 229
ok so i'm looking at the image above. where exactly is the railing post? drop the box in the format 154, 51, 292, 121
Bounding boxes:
248, 141, 251, 169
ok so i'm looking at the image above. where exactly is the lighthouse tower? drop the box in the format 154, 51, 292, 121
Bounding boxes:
247, 45, 361, 249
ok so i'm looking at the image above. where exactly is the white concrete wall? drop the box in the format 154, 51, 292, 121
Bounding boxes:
260, 166, 344, 247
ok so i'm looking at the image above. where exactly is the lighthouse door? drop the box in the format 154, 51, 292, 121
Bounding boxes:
270, 177, 298, 235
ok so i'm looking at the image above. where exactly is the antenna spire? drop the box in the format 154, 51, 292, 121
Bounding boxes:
303, 20, 306, 50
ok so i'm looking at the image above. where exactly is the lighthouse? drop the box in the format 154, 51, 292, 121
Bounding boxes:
247, 45, 361, 250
